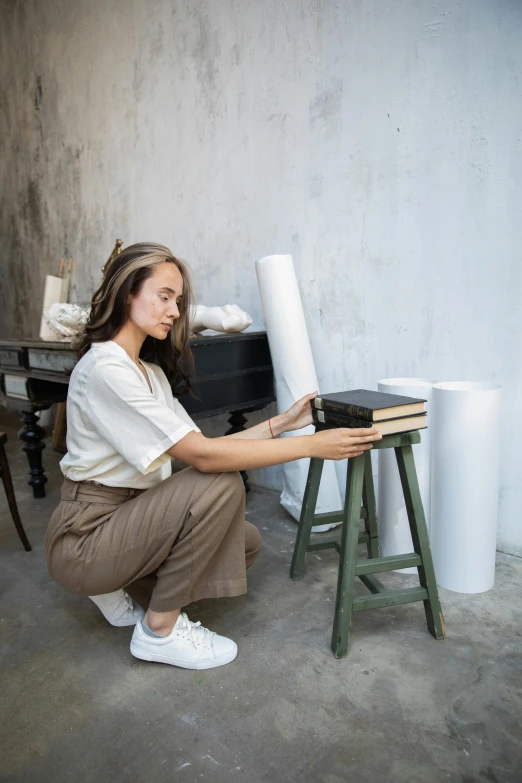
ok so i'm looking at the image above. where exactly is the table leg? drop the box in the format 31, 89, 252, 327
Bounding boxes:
19, 409, 47, 499
362, 450, 379, 559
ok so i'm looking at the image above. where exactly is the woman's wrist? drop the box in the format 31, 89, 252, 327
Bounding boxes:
269, 413, 288, 437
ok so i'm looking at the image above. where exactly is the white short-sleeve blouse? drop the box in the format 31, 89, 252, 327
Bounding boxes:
60, 340, 201, 488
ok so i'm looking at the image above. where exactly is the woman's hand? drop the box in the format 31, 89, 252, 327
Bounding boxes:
279, 392, 382, 458
282, 391, 318, 432
310, 427, 382, 460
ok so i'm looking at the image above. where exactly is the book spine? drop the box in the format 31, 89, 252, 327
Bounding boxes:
313, 397, 373, 419
312, 409, 372, 429
314, 399, 373, 420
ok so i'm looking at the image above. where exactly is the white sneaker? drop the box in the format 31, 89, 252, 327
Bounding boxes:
130, 613, 238, 670
88, 590, 145, 627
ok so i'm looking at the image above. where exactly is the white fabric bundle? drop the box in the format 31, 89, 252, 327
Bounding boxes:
46, 303, 89, 340
255, 254, 342, 531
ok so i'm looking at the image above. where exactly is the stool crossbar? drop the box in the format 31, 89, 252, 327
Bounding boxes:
290, 429, 445, 658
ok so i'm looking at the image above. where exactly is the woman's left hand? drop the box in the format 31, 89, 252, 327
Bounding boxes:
282, 391, 318, 433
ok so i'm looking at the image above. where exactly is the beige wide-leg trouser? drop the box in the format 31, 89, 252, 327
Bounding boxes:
45, 469, 262, 613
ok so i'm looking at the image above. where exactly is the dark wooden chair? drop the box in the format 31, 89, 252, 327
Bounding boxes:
0, 433, 32, 551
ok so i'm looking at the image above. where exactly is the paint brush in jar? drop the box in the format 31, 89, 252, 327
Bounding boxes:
61, 257, 74, 302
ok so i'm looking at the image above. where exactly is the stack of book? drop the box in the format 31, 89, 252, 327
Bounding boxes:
312, 389, 427, 436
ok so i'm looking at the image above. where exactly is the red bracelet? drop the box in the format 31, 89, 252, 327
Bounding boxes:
268, 418, 275, 438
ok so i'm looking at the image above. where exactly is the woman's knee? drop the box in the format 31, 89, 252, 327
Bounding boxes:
214, 471, 245, 503
222, 470, 244, 492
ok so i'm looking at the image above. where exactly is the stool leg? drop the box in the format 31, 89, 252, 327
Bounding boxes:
362, 450, 379, 559
290, 458, 324, 581
395, 445, 446, 640
0, 444, 32, 552
331, 455, 365, 658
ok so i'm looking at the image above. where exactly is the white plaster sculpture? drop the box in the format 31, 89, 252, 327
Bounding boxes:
44, 302, 252, 341
45, 302, 89, 341
189, 304, 252, 334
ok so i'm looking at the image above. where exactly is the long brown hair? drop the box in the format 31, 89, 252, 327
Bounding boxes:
77, 242, 195, 395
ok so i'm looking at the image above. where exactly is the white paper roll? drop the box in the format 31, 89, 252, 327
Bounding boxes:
255, 254, 342, 531
39, 275, 65, 340
431, 382, 501, 593
377, 378, 435, 573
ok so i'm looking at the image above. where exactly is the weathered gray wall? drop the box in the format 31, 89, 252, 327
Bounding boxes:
1, 0, 521, 554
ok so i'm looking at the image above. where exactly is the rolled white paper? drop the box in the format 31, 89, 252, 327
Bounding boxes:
377, 378, 435, 573
39, 275, 65, 340
255, 254, 342, 531
431, 382, 501, 593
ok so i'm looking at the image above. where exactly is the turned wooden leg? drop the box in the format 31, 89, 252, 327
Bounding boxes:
362, 450, 380, 559
19, 409, 47, 499
226, 410, 250, 493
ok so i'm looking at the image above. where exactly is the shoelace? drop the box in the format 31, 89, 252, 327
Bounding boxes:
117, 589, 134, 614
175, 613, 215, 650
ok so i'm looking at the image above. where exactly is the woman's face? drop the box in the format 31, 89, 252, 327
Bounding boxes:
128, 262, 184, 340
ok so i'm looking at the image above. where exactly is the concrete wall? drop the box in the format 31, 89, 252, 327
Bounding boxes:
1, 0, 521, 554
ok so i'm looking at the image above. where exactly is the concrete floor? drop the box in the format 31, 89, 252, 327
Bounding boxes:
0, 410, 521, 783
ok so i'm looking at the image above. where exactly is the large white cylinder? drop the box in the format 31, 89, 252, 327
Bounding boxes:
431, 382, 502, 593
255, 254, 342, 531
377, 378, 435, 573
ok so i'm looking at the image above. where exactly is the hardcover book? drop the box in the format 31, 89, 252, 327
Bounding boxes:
312, 407, 427, 436
312, 389, 426, 422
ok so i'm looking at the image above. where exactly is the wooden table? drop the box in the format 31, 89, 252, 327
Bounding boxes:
0, 333, 275, 498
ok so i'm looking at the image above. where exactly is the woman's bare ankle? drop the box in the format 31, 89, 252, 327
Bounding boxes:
144, 608, 181, 636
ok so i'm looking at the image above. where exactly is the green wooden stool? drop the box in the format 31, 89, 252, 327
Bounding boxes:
290, 428, 446, 658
